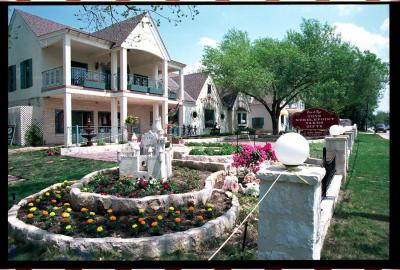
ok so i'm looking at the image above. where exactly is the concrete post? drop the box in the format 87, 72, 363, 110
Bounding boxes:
257, 164, 326, 260
63, 92, 72, 146
352, 124, 357, 138
111, 50, 118, 90
152, 103, 160, 130
111, 97, 118, 143
344, 131, 353, 153
63, 34, 71, 86
162, 60, 168, 97
120, 48, 127, 91
325, 136, 348, 182
162, 101, 168, 132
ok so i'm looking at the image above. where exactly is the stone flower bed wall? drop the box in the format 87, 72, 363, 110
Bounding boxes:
69, 168, 226, 214
8, 183, 240, 259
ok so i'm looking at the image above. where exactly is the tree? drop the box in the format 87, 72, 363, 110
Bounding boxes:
75, 5, 199, 31
373, 111, 389, 125
202, 19, 343, 135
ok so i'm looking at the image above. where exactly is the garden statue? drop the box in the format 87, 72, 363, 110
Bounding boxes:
117, 116, 172, 180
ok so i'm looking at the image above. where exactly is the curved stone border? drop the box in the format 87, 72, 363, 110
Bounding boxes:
69, 167, 226, 214
8, 188, 240, 259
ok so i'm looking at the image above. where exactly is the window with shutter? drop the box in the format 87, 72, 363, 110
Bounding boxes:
8, 65, 16, 92
20, 59, 33, 89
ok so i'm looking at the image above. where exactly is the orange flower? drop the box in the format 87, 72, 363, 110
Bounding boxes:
110, 215, 117, 221
87, 218, 94, 224
175, 210, 181, 214
80, 208, 88, 212
63, 217, 70, 223
107, 209, 113, 214
188, 206, 195, 212
51, 199, 57, 204
26, 213, 34, 219
140, 220, 146, 225
138, 217, 145, 223
196, 215, 204, 220
151, 221, 158, 227
175, 217, 181, 223
42, 210, 49, 216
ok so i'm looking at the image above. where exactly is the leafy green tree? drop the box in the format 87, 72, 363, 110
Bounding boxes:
202, 19, 344, 134
373, 111, 389, 125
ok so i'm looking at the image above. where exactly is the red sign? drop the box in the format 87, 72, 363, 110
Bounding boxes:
291, 108, 339, 136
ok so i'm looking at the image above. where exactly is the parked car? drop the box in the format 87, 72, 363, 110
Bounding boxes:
374, 123, 386, 133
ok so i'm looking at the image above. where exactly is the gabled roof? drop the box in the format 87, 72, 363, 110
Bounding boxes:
92, 13, 146, 48
14, 9, 75, 37
219, 89, 239, 109
171, 72, 208, 101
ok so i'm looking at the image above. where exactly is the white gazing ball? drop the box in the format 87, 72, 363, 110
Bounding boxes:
274, 132, 310, 166
329, 125, 343, 136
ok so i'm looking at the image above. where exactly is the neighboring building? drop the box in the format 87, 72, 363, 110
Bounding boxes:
249, 97, 305, 133
8, 9, 185, 146
172, 72, 251, 135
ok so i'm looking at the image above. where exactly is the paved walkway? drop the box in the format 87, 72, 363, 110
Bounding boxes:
377, 131, 390, 140
8, 146, 53, 155
64, 151, 118, 162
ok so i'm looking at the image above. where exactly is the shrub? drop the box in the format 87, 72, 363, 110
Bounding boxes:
232, 143, 276, 173
46, 147, 61, 156
24, 122, 44, 146
96, 139, 106, 146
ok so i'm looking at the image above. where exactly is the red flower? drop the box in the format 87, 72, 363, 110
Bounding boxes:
163, 183, 169, 189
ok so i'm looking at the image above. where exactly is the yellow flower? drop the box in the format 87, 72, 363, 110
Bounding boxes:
36, 199, 41, 203
64, 203, 70, 206
89, 212, 96, 216
28, 203, 34, 207
29, 207, 37, 212
38, 195, 43, 199
97, 226, 103, 232
66, 225, 72, 230
61, 212, 70, 218
138, 208, 145, 214
53, 206, 59, 211
207, 208, 213, 212
66, 208, 72, 213
132, 224, 138, 229
51, 199, 57, 204
45, 192, 50, 196
64, 180, 68, 183
107, 209, 113, 214
56, 194, 62, 199
50, 212, 56, 217
80, 208, 88, 212
169, 206, 174, 211
206, 203, 213, 208
157, 215, 163, 220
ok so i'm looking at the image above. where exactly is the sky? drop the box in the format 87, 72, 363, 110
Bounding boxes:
8, 5, 389, 113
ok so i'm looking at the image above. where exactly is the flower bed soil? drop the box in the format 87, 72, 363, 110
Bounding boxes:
82, 166, 211, 198
16, 180, 232, 239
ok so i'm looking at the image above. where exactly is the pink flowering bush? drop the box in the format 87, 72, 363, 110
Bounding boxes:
232, 143, 277, 173
222, 175, 240, 193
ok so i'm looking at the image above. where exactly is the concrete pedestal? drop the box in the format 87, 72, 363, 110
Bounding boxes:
325, 136, 348, 182
257, 164, 326, 260
344, 131, 353, 153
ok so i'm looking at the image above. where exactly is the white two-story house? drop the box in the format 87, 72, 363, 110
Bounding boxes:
8, 9, 185, 146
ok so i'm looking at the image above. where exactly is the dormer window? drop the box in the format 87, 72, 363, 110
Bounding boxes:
207, 84, 212, 94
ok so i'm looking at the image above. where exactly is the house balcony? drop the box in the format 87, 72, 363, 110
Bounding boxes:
127, 74, 164, 96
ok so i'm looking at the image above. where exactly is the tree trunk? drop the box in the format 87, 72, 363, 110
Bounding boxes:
271, 110, 280, 135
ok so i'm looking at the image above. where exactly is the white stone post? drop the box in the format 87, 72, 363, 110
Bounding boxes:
344, 131, 353, 153
162, 60, 168, 97
120, 96, 128, 141
178, 68, 185, 136
63, 92, 72, 146
325, 136, 348, 182
63, 34, 71, 86
111, 50, 118, 90
257, 164, 326, 260
152, 103, 160, 130
120, 48, 128, 91
154, 63, 159, 85
352, 124, 358, 138
111, 97, 118, 143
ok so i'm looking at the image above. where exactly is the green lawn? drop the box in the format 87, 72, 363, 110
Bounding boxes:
309, 142, 324, 159
8, 150, 116, 209
321, 133, 389, 259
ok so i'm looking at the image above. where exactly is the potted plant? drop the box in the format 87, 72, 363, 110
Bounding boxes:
125, 115, 139, 140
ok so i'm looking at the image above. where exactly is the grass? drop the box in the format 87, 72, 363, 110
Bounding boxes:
321, 133, 389, 259
309, 142, 324, 159
8, 144, 24, 149
8, 150, 116, 209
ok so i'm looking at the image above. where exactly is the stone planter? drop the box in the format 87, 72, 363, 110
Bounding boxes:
69, 167, 226, 214
8, 183, 240, 259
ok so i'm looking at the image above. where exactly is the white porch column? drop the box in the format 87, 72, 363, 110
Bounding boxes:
162, 60, 168, 97
152, 103, 160, 130
179, 68, 184, 101
178, 104, 185, 136
63, 34, 71, 86
162, 101, 168, 131
120, 96, 128, 141
154, 63, 159, 83
120, 48, 127, 91
111, 50, 118, 91
111, 97, 118, 143
63, 92, 72, 146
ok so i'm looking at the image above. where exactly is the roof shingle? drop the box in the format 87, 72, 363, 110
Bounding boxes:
171, 72, 207, 101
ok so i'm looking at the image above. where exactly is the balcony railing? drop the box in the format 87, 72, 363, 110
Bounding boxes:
42, 67, 63, 89
128, 74, 164, 95
168, 91, 177, 99
72, 67, 110, 90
